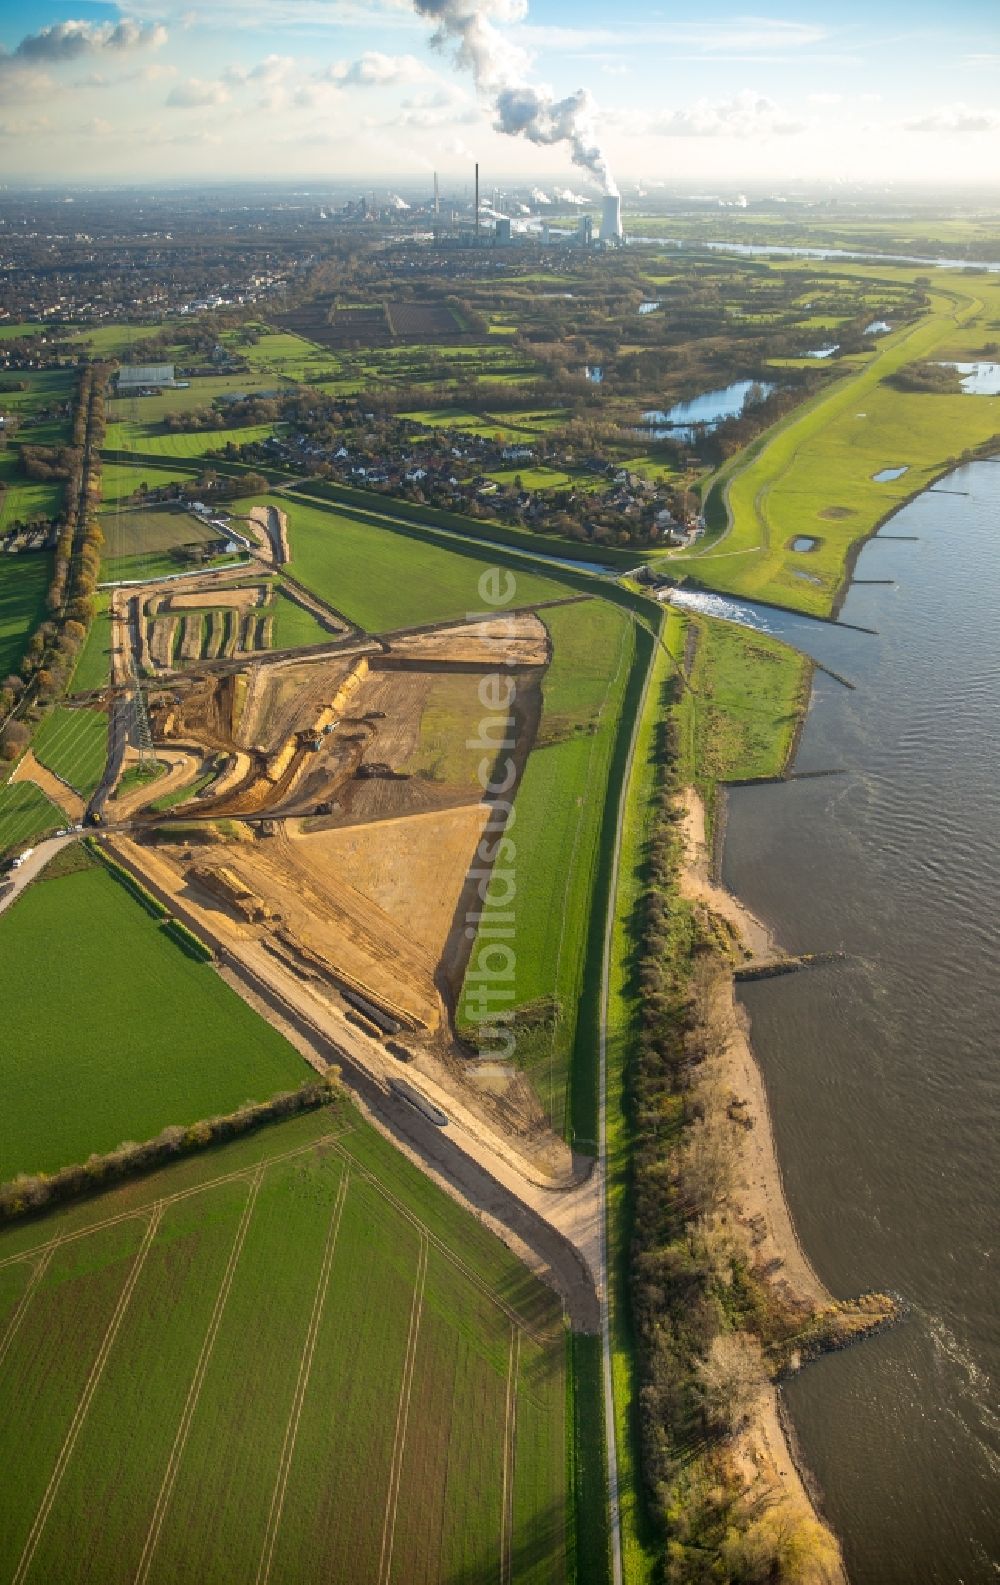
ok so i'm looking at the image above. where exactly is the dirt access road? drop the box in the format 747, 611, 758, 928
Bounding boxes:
103, 833, 604, 1330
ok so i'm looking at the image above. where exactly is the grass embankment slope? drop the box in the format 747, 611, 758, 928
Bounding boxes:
458, 599, 635, 1143
0, 860, 306, 1179
237, 493, 571, 632
0, 1103, 569, 1585
677, 276, 1000, 615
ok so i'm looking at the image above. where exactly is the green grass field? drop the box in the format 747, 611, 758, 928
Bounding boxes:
678, 275, 1000, 614
0, 369, 76, 447
673, 612, 813, 797
0, 553, 50, 677
0, 453, 63, 530
241, 494, 570, 633
0, 780, 64, 857
0, 1103, 569, 1585
105, 421, 278, 459
101, 460, 201, 502
69, 593, 112, 692
458, 600, 634, 1138
30, 707, 108, 798
0, 861, 308, 1179
270, 584, 343, 650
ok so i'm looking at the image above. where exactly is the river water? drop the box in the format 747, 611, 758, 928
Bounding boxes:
685, 461, 1000, 1582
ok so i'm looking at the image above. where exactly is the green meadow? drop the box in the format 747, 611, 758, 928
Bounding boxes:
0, 860, 307, 1179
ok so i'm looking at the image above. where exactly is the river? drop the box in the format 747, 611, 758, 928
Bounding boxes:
681, 461, 1000, 1582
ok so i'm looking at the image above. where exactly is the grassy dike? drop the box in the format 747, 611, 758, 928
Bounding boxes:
605, 612, 679, 1584
674, 274, 1000, 616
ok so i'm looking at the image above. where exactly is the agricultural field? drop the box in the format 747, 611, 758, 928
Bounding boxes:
0, 1100, 569, 1585
30, 706, 109, 798
240, 493, 570, 633
0, 780, 64, 857
0, 553, 49, 676
104, 421, 279, 459
0, 858, 307, 1179
458, 599, 635, 1140
101, 505, 220, 567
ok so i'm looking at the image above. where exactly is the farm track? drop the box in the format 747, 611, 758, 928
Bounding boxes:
500, 1325, 521, 1585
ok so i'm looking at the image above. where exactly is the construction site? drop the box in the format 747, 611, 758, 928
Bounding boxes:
96, 571, 566, 1152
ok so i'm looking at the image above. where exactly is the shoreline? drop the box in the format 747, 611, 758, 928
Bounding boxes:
677, 785, 849, 1584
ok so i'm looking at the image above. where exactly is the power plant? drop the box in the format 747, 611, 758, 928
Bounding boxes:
601, 194, 623, 243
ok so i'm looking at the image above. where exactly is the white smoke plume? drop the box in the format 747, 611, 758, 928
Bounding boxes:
411, 0, 617, 195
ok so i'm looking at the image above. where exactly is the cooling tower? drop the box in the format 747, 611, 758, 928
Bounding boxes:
601, 194, 623, 242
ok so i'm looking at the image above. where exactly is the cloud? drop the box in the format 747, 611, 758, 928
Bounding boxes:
167, 77, 231, 108
649, 91, 804, 139
808, 92, 842, 106
904, 103, 1000, 134
83, 117, 114, 137
4, 20, 167, 64
326, 51, 431, 86
227, 54, 295, 87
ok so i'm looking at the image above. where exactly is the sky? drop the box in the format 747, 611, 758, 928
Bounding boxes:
0, 0, 999, 191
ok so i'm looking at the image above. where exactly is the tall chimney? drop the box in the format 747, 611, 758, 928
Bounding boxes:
475, 162, 480, 242
433, 171, 440, 216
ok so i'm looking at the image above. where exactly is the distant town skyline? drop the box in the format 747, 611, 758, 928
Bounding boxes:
1, 0, 999, 188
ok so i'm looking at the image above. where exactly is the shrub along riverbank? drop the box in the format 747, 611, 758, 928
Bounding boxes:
607, 609, 896, 1582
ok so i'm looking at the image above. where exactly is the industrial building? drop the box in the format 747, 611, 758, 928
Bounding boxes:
601, 195, 623, 243
115, 363, 177, 391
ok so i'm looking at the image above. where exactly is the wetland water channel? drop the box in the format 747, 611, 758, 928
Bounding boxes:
673, 460, 1000, 1583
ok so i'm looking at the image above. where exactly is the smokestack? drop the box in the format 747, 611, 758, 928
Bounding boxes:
433, 170, 440, 216
475, 162, 480, 242
601, 193, 623, 243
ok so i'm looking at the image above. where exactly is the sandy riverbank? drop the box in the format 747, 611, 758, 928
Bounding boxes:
677, 785, 847, 1584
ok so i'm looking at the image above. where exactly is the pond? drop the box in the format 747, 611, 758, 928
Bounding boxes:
790, 535, 820, 551
936, 360, 1000, 395
636, 378, 775, 439
873, 466, 908, 482
807, 345, 840, 359
865, 320, 892, 335
584, 366, 603, 384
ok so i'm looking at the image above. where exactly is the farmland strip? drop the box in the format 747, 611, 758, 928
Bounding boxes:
500, 1327, 521, 1585
377, 1232, 428, 1585
0, 1129, 353, 1275
255, 1169, 350, 1585
11, 1206, 163, 1585
133, 1165, 266, 1585
0, 1248, 58, 1373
